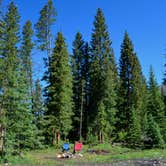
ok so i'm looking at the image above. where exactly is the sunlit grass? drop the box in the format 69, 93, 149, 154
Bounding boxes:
5, 143, 166, 165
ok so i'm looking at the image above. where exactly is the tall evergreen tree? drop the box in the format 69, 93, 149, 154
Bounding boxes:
71, 32, 85, 140
89, 8, 117, 142
147, 67, 166, 142
0, 2, 37, 157
35, 0, 56, 57
45, 32, 73, 145
1, 1, 21, 155
117, 32, 144, 145
0, 10, 5, 156
82, 42, 90, 139
20, 20, 34, 96
18, 20, 39, 150
71, 33, 90, 140
162, 60, 166, 116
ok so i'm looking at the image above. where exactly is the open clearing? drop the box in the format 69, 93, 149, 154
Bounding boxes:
6, 144, 166, 166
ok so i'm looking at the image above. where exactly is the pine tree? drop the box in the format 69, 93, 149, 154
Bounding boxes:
102, 57, 117, 142
117, 32, 134, 133
117, 32, 144, 144
18, 20, 39, 150
1, 1, 21, 155
0, 4, 4, 55
45, 32, 73, 145
32, 79, 45, 148
82, 42, 90, 139
35, 0, 56, 57
0, 0, 5, 155
147, 67, 166, 142
162, 56, 166, 132
71, 33, 90, 140
0, 2, 37, 157
20, 20, 34, 96
146, 114, 164, 148
163, 57, 166, 86
89, 8, 117, 142
71, 32, 85, 140
127, 108, 142, 147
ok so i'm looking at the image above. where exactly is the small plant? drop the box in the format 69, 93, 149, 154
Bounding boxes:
86, 128, 98, 148
117, 131, 127, 142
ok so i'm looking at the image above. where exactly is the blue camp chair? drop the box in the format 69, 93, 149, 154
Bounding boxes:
62, 143, 70, 152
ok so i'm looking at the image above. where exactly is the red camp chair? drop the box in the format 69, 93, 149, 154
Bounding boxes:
74, 142, 82, 153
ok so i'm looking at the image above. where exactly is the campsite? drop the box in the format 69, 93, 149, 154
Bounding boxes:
1, 0, 166, 165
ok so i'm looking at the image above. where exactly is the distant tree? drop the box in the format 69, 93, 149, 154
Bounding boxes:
89, 8, 117, 142
45, 32, 73, 145
35, 0, 56, 57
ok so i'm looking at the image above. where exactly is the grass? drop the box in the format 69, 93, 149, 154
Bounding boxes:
2, 143, 166, 165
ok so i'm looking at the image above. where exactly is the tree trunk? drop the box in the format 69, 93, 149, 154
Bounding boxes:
99, 131, 102, 143
0, 124, 4, 153
52, 128, 55, 145
56, 132, 61, 145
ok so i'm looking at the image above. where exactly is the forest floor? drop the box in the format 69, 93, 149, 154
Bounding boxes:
3, 143, 166, 166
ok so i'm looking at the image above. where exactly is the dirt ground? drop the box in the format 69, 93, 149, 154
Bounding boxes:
74, 159, 166, 166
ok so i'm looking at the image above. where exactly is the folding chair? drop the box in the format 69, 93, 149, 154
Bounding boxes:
62, 143, 70, 152
73, 142, 83, 154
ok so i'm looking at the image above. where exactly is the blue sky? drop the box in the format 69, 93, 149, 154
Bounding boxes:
3, 0, 166, 84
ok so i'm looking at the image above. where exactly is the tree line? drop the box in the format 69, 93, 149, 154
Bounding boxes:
0, 0, 166, 160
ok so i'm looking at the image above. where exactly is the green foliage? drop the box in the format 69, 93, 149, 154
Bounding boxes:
147, 67, 166, 142
89, 8, 117, 142
1, 1, 166, 162
0, 2, 38, 158
127, 108, 142, 147
20, 20, 34, 94
71, 33, 91, 141
146, 114, 165, 148
71, 32, 86, 140
117, 32, 146, 145
147, 67, 165, 119
32, 79, 45, 148
5, 144, 166, 165
117, 32, 135, 132
2, 1, 21, 156
45, 32, 73, 144
117, 131, 127, 142
86, 127, 98, 146
35, 0, 56, 53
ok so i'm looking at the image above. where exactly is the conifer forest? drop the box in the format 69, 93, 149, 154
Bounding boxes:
1, 0, 166, 163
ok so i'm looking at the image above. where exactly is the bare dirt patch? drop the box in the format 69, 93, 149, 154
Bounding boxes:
87, 149, 110, 155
